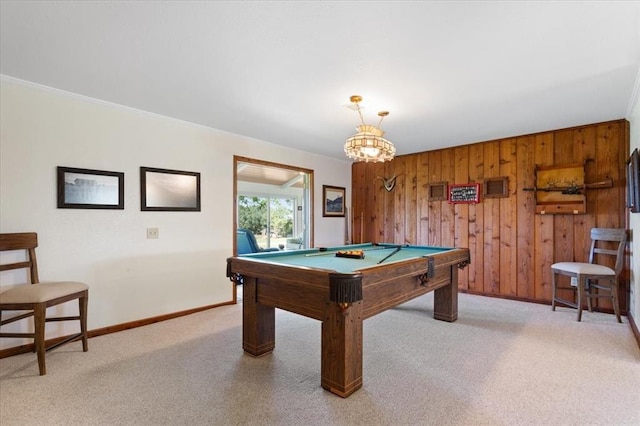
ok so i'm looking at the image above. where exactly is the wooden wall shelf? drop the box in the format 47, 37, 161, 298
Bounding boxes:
532, 163, 586, 214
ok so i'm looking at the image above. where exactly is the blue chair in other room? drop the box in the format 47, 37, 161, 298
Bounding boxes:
236, 228, 280, 255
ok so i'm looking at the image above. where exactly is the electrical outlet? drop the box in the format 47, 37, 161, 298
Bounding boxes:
570, 276, 578, 287
146, 227, 159, 239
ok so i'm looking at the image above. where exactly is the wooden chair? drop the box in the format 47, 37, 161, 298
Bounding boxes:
551, 228, 627, 322
0, 232, 89, 375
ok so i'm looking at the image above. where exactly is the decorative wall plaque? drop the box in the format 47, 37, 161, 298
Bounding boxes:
484, 177, 509, 198
528, 163, 586, 214
448, 183, 481, 204
428, 182, 448, 201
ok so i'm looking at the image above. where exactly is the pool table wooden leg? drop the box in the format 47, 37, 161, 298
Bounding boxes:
242, 277, 275, 356
320, 300, 363, 398
433, 266, 458, 322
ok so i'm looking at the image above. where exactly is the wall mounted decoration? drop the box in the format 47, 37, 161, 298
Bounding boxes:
374, 175, 397, 192
323, 185, 346, 217
448, 183, 481, 204
57, 166, 124, 209
483, 177, 509, 198
527, 163, 585, 214
627, 148, 640, 213
428, 182, 448, 201
523, 163, 612, 215
140, 167, 201, 211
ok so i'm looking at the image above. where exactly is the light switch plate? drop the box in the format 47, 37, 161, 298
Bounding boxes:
146, 227, 159, 239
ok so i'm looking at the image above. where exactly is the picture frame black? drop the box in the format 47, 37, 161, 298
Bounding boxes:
627, 148, 640, 213
57, 166, 124, 209
140, 167, 201, 212
322, 185, 345, 217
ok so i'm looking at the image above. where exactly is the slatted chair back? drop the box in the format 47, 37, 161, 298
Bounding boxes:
0, 232, 89, 375
588, 228, 626, 276
0, 232, 40, 283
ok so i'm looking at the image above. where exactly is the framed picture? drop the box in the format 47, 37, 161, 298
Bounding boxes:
57, 166, 124, 209
627, 148, 640, 213
428, 182, 448, 201
322, 185, 345, 217
140, 167, 201, 211
448, 183, 481, 204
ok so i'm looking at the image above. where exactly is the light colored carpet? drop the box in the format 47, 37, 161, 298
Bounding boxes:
1, 292, 639, 426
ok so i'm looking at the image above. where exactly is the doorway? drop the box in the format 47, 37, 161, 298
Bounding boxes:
233, 156, 314, 301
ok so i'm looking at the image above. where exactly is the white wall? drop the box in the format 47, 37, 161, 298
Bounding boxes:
628, 88, 640, 326
0, 77, 351, 348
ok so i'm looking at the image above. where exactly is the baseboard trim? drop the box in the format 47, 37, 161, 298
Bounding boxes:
460, 289, 627, 316
460, 289, 551, 307
629, 311, 640, 350
0, 300, 235, 359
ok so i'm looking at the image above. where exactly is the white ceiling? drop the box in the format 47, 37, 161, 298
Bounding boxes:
2, 1, 639, 161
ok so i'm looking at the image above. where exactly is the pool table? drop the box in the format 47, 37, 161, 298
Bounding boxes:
226, 243, 470, 398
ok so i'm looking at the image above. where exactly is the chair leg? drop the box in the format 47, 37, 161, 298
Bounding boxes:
33, 303, 47, 375
585, 278, 593, 313
576, 275, 584, 322
79, 293, 88, 352
551, 271, 557, 311
610, 279, 622, 323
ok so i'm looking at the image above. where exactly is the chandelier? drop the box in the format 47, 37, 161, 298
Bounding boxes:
344, 95, 396, 162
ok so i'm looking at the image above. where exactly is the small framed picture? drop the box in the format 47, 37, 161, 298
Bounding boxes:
448, 183, 481, 204
140, 167, 201, 211
322, 185, 346, 217
57, 166, 124, 209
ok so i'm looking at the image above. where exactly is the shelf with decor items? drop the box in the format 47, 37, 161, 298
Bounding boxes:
524, 163, 612, 215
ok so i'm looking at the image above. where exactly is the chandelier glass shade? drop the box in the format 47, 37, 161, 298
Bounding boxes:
344, 95, 395, 163
344, 124, 395, 162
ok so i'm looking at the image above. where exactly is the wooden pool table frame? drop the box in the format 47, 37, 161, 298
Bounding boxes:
227, 245, 470, 398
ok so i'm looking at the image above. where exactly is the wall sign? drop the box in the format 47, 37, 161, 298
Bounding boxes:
448, 183, 481, 204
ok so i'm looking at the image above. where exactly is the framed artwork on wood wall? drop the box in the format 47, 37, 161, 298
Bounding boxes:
428, 182, 448, 201
483, 177, 509, 198
140, 167, 201, 211
57, 166, 124, 209
627, 148, 640, 213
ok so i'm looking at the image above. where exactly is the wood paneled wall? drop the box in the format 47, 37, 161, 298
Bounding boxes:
351, 119, 630, 311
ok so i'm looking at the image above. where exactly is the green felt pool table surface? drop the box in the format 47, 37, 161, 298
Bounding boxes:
238, 243, 454, 273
